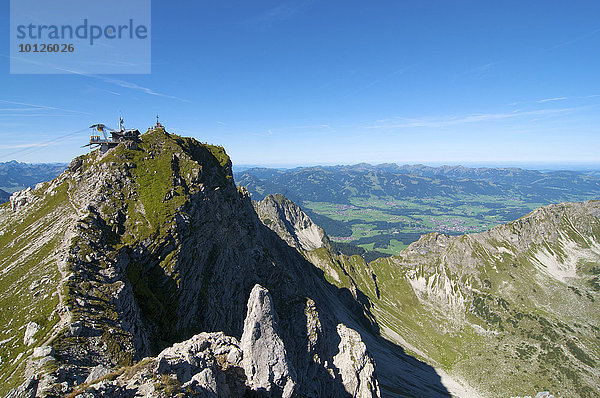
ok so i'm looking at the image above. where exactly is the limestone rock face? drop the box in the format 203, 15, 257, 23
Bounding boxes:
253, 193, 330, 251
68, 332, 247, 397
306, 200, 600, 397
65, 285, 383, 398
155, 332, 247, 397
333, 324, 381, 398
10, 187, 34, 212
23, 322, 41, 346
241, 284, 296, 397
84, 365, 112, 384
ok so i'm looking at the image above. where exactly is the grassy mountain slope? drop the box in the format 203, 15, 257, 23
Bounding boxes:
305, 200, 600, 397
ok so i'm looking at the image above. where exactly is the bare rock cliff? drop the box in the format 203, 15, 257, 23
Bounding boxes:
253, 193, 330, 252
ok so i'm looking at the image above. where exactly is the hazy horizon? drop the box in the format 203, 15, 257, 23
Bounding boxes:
232, 161, 600, 172
4, 158, 600, 173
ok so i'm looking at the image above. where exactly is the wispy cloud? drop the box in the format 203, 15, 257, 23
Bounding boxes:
342, 68, 407, 98
509, 93, 600, 107
2, 54, 188, 102
101, 78, 189, 102
92, 88, 122, 96
247, 123, 336, 138
368, 107, 578, 129
546, 27, 600, 51
250, 129, 275, 137
0, 113, 86, 118
538, 97, 568, 103
0, 99, 90, 115
248, 0, 314, 27
0, 142, 55, 149
0, 126, 88, 160
80, 59, 139, 68
52, 65, 189, 102
454, 62, 496, 80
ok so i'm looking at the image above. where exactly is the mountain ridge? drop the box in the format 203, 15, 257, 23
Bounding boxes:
302, 199, 600, 397
0, 128, 454, 397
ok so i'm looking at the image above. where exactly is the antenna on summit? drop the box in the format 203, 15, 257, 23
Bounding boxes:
155, 114, 162, 128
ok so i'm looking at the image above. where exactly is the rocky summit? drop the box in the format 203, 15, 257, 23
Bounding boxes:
1, 126, 598, 397
0, 127, 446, 397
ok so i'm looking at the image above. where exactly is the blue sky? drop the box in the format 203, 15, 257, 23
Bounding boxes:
1, 0, 600, 167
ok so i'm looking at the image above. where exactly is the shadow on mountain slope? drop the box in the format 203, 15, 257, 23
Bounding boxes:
255, 223, 453, 397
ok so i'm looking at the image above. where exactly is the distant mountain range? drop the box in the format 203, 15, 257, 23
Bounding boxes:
0, 161, 66, 194
235, 164, 600, 253
235, 163, 600, 204
0, 189, 9, 204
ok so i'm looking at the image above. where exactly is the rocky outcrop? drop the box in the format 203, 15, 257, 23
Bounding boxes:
83, 365, 112, 384
155, 332, 247, 397
253, 193, 330, 251
62, 332, 246, 397
241, 284, 296, 397
9, 187, 34, 212
333, 324, 380, 397
62, 284, 382, 398
23, 322, 41, 346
